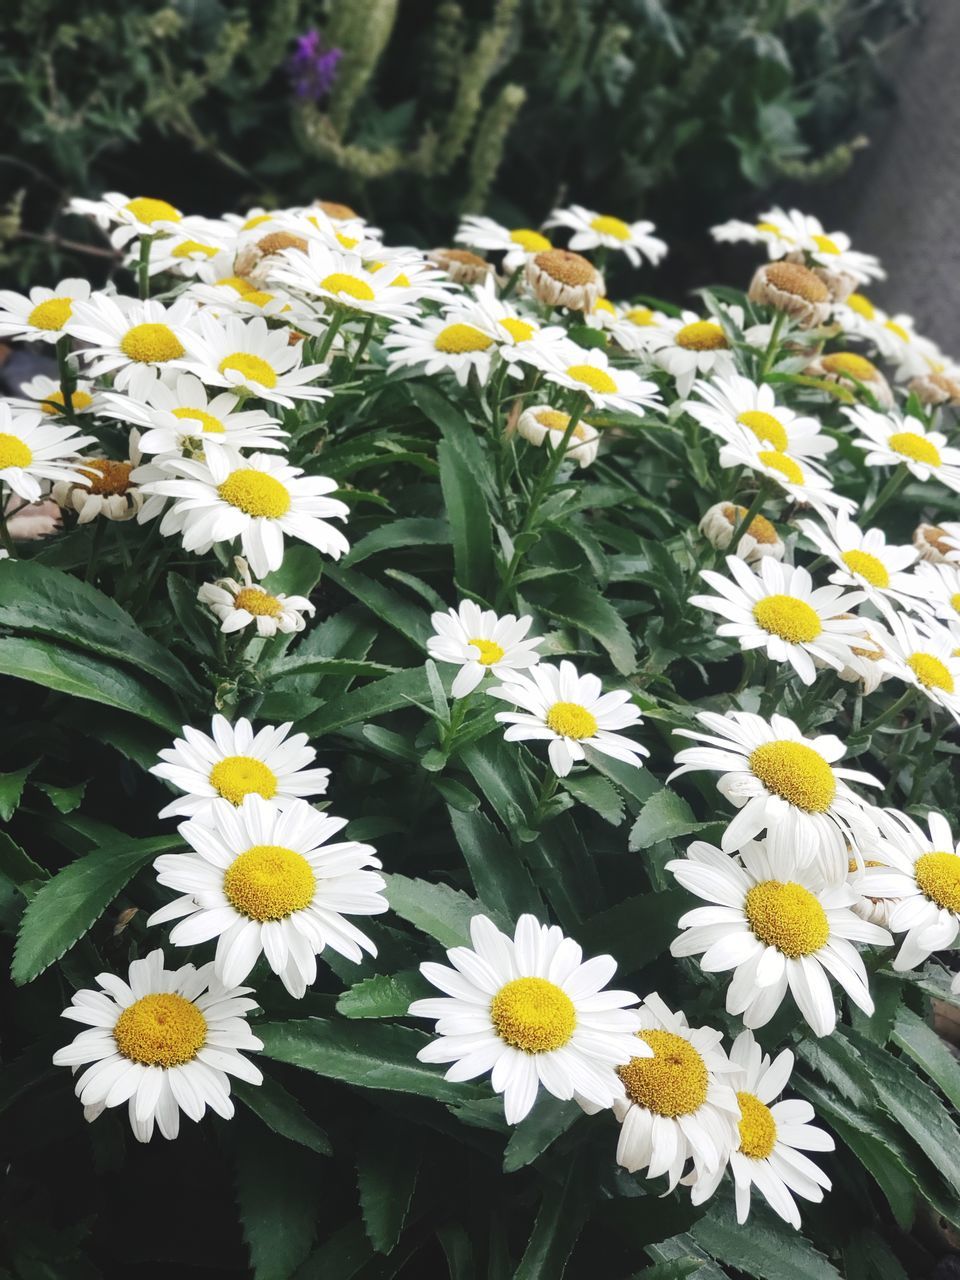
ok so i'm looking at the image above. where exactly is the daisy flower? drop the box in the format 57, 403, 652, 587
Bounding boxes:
268, 241, 420, 321
12, 374, 101, 418
715, 434, 856, 519
173, 313, 330, 407
487, 660, 648, 778
689, 555, 867, 686
667, 833, 890, 1036
609, 303, 672, 355
144, 219, 236, 281
52, 434, 144, 525
712, 208, 883, 285
383, 308, 501, 386
524, 248, 604, 312
804, 350, 894, 409
644, 309, 742, 397
699, 502, 785, 564
845, 405, 960, 493
712, 208, 807, 258
139, 449, 349, 578
516, 405, 600, 468
198, 557, 315, 637
532, 341, 662, 417
150, 795, 387, 997
469, 277, 568, 372
187, 279, 297, 323
875, 613, 960, 722
68, 193, 183, 247
151, 714, 330, 821
796, 511, 920, 608
0, 402, 95, 503
685, 372, 834, 462
66, 293, 199, 391
52, 949, 262, 1143
0, 278, 92, 344
671, 710, 881, 871
910, 560, 960, 629
875, 313, 942, 381
913, 522, 960, 565
455, 214, 553, 273
543, 205, 667, 268
427, 600, 543, 698
409, 913, 643, 1124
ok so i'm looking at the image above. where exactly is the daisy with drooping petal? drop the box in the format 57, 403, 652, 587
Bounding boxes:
609, 303, 671, 355
268, 241, 421, 322
52, 949, 262, 1143
468, 277, 568, 372
531, 341, 663, 417
12, 374, 101, 419
544, 205, 667, 268
52, 434, 144, 525
383, 306, 501, 386
0, 402, 95, 503
487, 660, 648, 778
68, 193, 184, 248
151, 714, 331, 820
699, 502, 785, 564
66, 293, 199, 391
172, 312, 330, 407
139, 448, 349, 577
797, 511, 919, 609
712, 208, 883, 285
685, 372, 835, 463
426, 600, 543, 698
714, 433, 857, 519
671, 710, 881, 870
150, 795, 387, 998
690, 555, 867, 686
845, 406, 960, 493
711, 208, 807, 257
644, 308, 743, 397
410, 913, 643, 1124
668, 833, 890, 1036
198, 556, 315, 637
0, 278, 92, 344
875, 612, 960, 722
455, 214, 554, 273
516, 405, 600, 468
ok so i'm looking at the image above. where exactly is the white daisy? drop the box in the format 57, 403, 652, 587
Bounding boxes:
487, 660, 648, 778
198, 556, 314, 637
797, 511, 920, 608
714, 434, 856, 519
832, 291, 890, 347
875, 612, 960, 722
0, 402, 95, 503
139, 448, 349, 577
150, 795, 387, 998
151, 714, 330, 821
173, 312, 330, 407
644, 309, 742, 397
383, 307, 501, 386
668, 834, 890, 1036
543, 205, 667, 267
187, 279, 298, 322
690, 555, 867, 686
516, 404, 600, 468
66, 293, 199, 391
685, 372, 835, 462
52, 433, 144, 525
531, 341, 662, 417
409, 913, 643, 1124
427, 600, 543, 698
671, 710, 881, 872
845, 405, 960, 492
711, 209, 807, 258
144, 219, 236, 281
910, 560, 960, 629
698, 502, 785, 564
0, 278, 92, 344
712, 208, 883, 285
468, 277, 568, 372
68, 192, 184, 248
12, 374, 101, 418
874, 313, 942, 381
455, 214, 554, 273
268, 241, 420, 321
51, 948, 262, 1143
609, 304, 671, 356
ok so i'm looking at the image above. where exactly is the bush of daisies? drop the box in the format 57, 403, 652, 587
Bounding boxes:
2, 194, 960, 1277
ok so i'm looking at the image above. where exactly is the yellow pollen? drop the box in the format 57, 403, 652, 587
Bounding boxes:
755, 221, 785, 237
885, 320, 910, 342
320, 272, 375, 302
889, 431, 941, 468
119, 323, 185, 364
950, 593, 960, 616
335, 232, 359, 250
749, 741, 836, 813
533, 249, 597, 287
498, 317, 536, 343
753, 594, 822, 644
242, 291, 276, 308
594, 297, 617, 316
822, 352, 877, 381
389, 273, 411, 288
907, 652, 954, 693
758, 450, 804, 485
510, 228, 551, 252
841, 549, 889, 588
223, 844, 316, 921
737, 410, 788, 451
258, 231, 307, 256
82, 459, 133, 495
0, 433, 32, 470
590, 214, 631, 241
218, 275, 254, 295
468, 636, 505, 665
113, 992, 205, 1068
737, 1091, 778, 1159
533, 409, 587, 440
242, 214, 273, 231
234, 587, 283, 618
27, 297, 73, 330
489, 977, 576, 1053
209, 754, 278, 806
218, 353, 278, 389
171, 406, 225, 434
217, 469, 291, 519
676, 321, 728, 351
846, 293, 876, 320
434, 323, 494, 354
914, 851, 960, 913
625, 307, 654, 326
171, 240, 218, 260
40, 389, 93, 414
618, 1029, 708, 1116
811, 234, 841, 255
721, 504, 778, 545
123, 197, 181, 225
566, 363, 616, 393
745, 880, 830, 956
546, 701, 598, 740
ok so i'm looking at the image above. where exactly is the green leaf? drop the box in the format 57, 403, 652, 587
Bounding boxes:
233, 1074, 332, 1156
409, 382, 491, 491
447, 806, 543, 919
384, 872, 495, 947
502, 1095, 580, 1172
356, 1130, 420, 1253
336, 969, 429, 1018
0, 763, 33, 821
635, 1263, 703, 1279
343, 516, 450, 568
514, 1156, 589, 1280
691, 1200, 841, 1279
11, 832, 181, 984
536, 581, 636, 675
438, 440, 494, 595
891, 1006, 960, 1112
323, 564, 430, 647
300, 666, 434, 736
264, 655, 399, 681
236, 1125, 319, 1280
0, 831, 47, 886
292, 1221, 375, 1280
32, 780, 87, 814
629, 789, 711, 850
578, 890, 689, 975
560, 773, 625, 825
262, 544, 324, 597
583, 748, 661, 810
436, 1223, 476, 1280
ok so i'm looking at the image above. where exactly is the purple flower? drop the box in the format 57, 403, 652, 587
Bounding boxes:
287, 29, 342, 102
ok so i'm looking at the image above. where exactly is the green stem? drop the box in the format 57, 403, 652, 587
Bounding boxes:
348, 315, 376, 377
316, 310, 345, 365
137, 236, 152, 301
759, 310, 787, 380
56, 336, 76, 421
857, 688, 915, 740
859, 463, 908, 527
85, 518, 106, 584
499, 266, 523, 300
727, 482, 771, 557
0, 485, 15, 557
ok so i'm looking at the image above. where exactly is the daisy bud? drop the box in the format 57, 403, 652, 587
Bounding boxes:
525, 248, 605, 312
804, 352, 893, 408
516, 404, 600, 468
748, 261, 831, 329
913, 522, 960, 564
426, 247, 493, 287
908, 370, 960, 407
699, 502, 784, 564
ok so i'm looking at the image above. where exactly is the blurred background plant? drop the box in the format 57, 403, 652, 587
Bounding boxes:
0, 0, 920, 288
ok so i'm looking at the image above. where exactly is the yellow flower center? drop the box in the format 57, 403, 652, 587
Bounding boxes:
737, 410, 788, 451
721, 504, 778, 545
388, 272, 411, 288
757, 450, 804, 485
113, 992, 205, 1068
766, 261, 830, 302
748, 741, 837, 813
218, 353, 278, 389
532, 409, 587, 440
27, 297, 73, 330
841, 549, 890, 587
618, 1029, 708, 1116
498, 317, 537, 343
510, 228, 552, 252
209, 754, 279, 806
624, 307, 654, 326
885, 320, 910, 343
811, 234, 841, 256
242, 214, 273, 231
737, 1090, 778, 1159
545, 701, 598, 739
590, 215, 631, 241
566, 364, 616, 393
124, 198, 181, 225
40, 389, 93, 414
171, 406, 225, 434
223, 844, 316, 921
120, 323, 185, 364
745, 879, 830, 956
822, 352, 877, 381
434, 323, 494, 354
241, 290, 277, 308
888, 431, 941, 468
218, 275, 255, 295
914, 851, 960, 913
534, 249, 597, 286
755, 221, 785, 237
676, 321, 728, 351
468, 636, 505, 665
217, 469, 291, 519
0, 433, 33, 469
906, 652, 954, 693
753, 594, 822, 644
950, 593, 960, 616
593, 297, 617, 316
234, 587, 283, 618
335, 232, 359, 250
845, 293, 876, 320
489, 976, 576, 1053
320, 272, 376, 303
82, 459, 133, 495
171, 240, 218, 260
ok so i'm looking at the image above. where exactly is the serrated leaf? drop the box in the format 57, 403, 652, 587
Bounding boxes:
32, 780, 87, 814
384, 872, 495, 946
438, 439, 494, 595
300, 666, 435, 736
577, 890, 689, 975
236, 1124, 319, 1280
0, 831, 47, 885
234, 1074, 332, 1156
336, 969, 429, 1018
535, 581, 637, 675
629, 789, 710, 849
323, 564, 430, 647
691, 1200, 841, 1279
514, 1155, 589, 1280
343, 516, 450, 568
502, 1095, 580, 1172
0, 763, 33, 821
584, 747, 661, 810
891, 1006, 960, 1112
356, 1128, 420, 1253
560, 772, 625, 825
447, 805, 543, 919
264, 655, 399, 681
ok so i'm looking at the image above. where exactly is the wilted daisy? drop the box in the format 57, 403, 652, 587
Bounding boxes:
426, 600, 543, 698
455, 214, 553, 273
52, 435, 144, 525
533, 341, 662, 416
544, 204, 667, 267
269, 241, 420, 321
715, 433, 856, 519
671, 710, 881, 869
140, 449, 349, 577
151, 714, 330, 820
699, 503, 785, 563
0, 402, 95, 503
748, 261, 831, 329
52, 949, 262, 1143
67, 293, 198, 391
198, 557, 315, 637
686, 372, 834, 462
690, 556, 867, 686
487, 660, 648, 778
409, 913, 643, 1124
150, 795, 387, 997
645, 309, 740, 397
516, 405, 600, 468
913, 522, 960, 565
68, 192, 183, 247
797, 511, 919, 608
525, 248, 604, 312
845, 406, 960, 493
0, 278, 92, 344
384, 308, 501, 386
668, 834, 890, 1036
876, 613, 960, 722
173, 313, 330, 407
